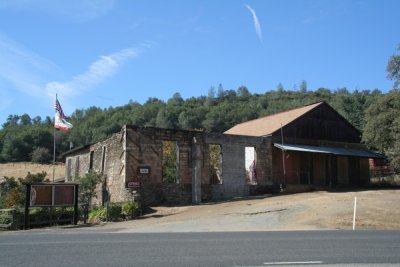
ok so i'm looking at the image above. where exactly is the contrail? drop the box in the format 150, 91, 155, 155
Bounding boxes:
244, 4, 263, 43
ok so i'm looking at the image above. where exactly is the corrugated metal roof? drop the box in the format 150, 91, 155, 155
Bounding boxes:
224, 102, 323, 136
274, 143, 385, 158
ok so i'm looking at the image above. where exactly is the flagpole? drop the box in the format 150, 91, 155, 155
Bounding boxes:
52, 94, 57, 182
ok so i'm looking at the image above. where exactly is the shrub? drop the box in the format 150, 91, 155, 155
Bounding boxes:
86, 201, 140, 223
88, 207, 107, 223
107, 203, 122, 221
121, 201, 140, 219
75, 171, 102, 206
30, 208, 51, 223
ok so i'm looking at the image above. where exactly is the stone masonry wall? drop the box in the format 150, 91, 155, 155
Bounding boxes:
206, 133, 273, 200
65, 126, 274, 207
65, 130, 128, 206
125, 126, 207, 206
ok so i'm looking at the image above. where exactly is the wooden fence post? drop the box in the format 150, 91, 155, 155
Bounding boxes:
24, 184, 31, 230
73, 184, 79, 225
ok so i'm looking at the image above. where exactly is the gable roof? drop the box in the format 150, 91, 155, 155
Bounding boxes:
224, 102, 324, 137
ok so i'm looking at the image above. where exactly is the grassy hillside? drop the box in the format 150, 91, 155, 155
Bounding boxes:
0, 162, 65, 181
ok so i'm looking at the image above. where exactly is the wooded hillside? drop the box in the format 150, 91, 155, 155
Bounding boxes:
1, 87, 397, 167
3, 39, 400, 172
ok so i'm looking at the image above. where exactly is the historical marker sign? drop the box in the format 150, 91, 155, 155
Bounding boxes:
29, 184, 77, 207
25, 183, 79, 228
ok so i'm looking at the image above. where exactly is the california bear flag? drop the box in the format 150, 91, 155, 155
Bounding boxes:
54, 98, 73, 131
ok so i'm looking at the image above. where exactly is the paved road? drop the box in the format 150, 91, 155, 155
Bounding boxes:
0, 230, 399, 266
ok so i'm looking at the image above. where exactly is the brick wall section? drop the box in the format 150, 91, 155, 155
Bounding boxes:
125, 126, 205, 206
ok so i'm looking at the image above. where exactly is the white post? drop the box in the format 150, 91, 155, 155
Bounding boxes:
280, 123, 286, 186
353, 196, 357, 230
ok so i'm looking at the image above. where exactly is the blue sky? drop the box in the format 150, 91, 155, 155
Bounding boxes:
0, 0, 399, 125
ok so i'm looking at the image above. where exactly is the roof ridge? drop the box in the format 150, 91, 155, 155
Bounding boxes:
237, 101, 324, 125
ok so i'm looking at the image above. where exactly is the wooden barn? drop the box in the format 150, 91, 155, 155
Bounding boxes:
225, 101, 384, 191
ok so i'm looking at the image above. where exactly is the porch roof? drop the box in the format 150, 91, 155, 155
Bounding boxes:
274, 143, 385, 159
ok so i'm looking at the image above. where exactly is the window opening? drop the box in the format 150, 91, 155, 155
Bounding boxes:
162, 141, 179, 184
209, 144, 222, 184
101, 146, 107, 174
66, 158, 72, 181
245, 146, 257, 185
89, 151, 94, 170
74, 156, 80, 178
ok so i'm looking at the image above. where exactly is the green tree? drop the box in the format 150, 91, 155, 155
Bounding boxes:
206, 86, 216, 106
31, 147, 52, 163
363, 90, 400, 171
237, 86, 251, 99
156, 109, 175, 129
0, 177, 19, 208
2, 115, 19, 127
0, 172, 47, 208
300, 80, 307, 92
20, 114, 32, 126
387, 44, 400, 89
75, 171, 102, 206
217, 83, 225, 98
178, 111, 200, 130
277, 83, 284, 91
0, 135, 30, 162
168, 92, 184, 106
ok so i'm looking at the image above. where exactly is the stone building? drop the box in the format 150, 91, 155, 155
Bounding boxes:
63, 126, 273, 206
63, 101, 383, 206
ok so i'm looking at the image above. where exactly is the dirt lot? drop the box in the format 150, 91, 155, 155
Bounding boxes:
2, 163, 398, 232
99, 189, 400, 233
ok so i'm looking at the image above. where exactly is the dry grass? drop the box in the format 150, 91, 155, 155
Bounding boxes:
0, 162, 65, 180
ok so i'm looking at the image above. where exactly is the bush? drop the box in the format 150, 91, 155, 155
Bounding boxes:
75, 171, 102, 206
121, 201, 140, 219
30, 208, 51, 223
88, 207, 107, 223
370, 174, 400, 187
86, 201, 140, 223
107, 203, 122, 221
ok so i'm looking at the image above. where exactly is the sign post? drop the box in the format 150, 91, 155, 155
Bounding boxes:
24, 184, 31, 230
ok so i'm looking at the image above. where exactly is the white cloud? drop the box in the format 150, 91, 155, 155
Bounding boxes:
244, 4, 263, 43
0, 32, 59, 97
45, 48, 140, 99
0, 31, 144, 116
0, 0, 115, 22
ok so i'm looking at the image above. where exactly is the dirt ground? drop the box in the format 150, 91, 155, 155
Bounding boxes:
98, 189, 400, 233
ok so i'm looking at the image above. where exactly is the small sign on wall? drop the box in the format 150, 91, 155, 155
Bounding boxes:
138, 166, 150, 174
126, 181, 140, 189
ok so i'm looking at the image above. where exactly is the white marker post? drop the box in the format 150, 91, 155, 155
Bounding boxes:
353, 196, 357, 230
